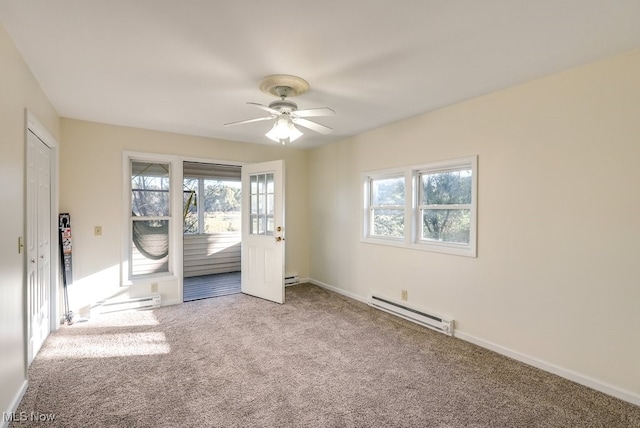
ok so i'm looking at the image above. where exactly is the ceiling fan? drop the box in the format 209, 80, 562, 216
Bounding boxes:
224, 74, 335, 144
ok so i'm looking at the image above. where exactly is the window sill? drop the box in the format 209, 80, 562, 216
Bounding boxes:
410, 241, 476, 258
362, 236, 476, 257
122, 273, 177, 287
362, 236, 407, 249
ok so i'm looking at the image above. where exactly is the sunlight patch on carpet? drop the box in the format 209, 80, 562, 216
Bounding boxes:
38, 332, 170, 359
75, 310, 161, 328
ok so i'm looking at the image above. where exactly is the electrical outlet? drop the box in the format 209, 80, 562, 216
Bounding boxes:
151, 283, 158, 293
401, 290, 408, 301
94, 226, 102, 236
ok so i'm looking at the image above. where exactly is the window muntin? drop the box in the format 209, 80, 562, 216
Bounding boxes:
130, 161, 171, 277
418, 167, 472, 244
183, 178, 199, 233
368, 176, 405, 239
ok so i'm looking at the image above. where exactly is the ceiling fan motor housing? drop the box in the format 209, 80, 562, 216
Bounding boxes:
269, 98, 298, 113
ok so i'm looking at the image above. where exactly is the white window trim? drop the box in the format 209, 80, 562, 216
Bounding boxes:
362, 156, 478, 257
121, 151, 183, 286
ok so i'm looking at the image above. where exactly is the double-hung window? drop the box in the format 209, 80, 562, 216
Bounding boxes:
130, 161, 171, 277
415, 157, 476, 256
367, 174, 406, 240
363, 156, 477, 257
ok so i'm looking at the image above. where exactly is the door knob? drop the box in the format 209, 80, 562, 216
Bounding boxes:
31, 259, 36, 263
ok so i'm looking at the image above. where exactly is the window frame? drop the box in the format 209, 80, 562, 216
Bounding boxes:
412, 156, 477, 257
362, 156, 477, 257
122, 152, 182, 286
362, 167, 411, 247
183, 176, 242, 235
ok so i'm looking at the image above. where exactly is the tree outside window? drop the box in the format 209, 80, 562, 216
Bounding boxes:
183, 178, 241, 234
369, 176, 405, 239
419, 168, 472, 244
363, 156, 477, 257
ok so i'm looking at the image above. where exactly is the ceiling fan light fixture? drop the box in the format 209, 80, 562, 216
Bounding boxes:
225, 74, 334, 144
265, 116, 303, 145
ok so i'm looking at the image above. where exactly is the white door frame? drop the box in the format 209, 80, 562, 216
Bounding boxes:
180, 158, 245, 302
25, 110, 60, 351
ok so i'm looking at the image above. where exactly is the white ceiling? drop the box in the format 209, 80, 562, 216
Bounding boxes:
2, 1, 640, 149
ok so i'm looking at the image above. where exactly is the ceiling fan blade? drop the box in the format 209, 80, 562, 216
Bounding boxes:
293, 107, 336, 118
247, 102, 281, 116
224, 116, 273, 127
292, 118, 333, 135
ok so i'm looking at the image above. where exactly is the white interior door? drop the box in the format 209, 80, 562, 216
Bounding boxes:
241, 160, 285, 303
26, 129, 51, 364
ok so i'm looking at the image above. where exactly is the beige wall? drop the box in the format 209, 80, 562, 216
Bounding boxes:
0, 23, 60, 419
3, 14, 640, 411
308, 49, 640, 401
59, 119, 309, 310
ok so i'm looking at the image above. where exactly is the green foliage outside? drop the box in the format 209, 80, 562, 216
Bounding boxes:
371, 177, 405, 238
421, 170, 472, 243
372, 169, 472, 243
183, 178, 241, 234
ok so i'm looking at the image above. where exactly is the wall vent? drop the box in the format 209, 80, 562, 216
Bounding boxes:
370, 294, 454, 336
96, 295, 161, 314
285, 275, 299, 286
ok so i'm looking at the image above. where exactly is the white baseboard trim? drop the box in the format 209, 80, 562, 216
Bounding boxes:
307, 278, 640, 407
308, 278, 368, 304
455, 330, 640, 407
2, 379, 28, 428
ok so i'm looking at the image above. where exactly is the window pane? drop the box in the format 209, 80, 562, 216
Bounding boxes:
203, 179, 241, 233
372, 209, 404, 238
372, 177, 404, 206
266, 173, 274, 193
131, 219, 169, 275
183, 178, 198, 234
251, 195, 258, 214
422, 209, 470, 243
266, 216, 274, 236
132, 161, 170, 216
422, 169, 471, 205
250, 215, 258, 235
267, 194, 274, 215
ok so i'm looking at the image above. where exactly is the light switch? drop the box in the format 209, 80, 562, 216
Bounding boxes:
94, 226, 102, 236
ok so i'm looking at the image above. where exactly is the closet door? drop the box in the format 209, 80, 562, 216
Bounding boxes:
26, 129, 52, 364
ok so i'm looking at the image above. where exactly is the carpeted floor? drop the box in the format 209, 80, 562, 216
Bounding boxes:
12, 284, 640, 427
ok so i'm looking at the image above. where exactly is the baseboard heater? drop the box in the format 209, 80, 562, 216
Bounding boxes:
285, 275, 299, 286
370, 295, 454, 336
96, 295, 161, 314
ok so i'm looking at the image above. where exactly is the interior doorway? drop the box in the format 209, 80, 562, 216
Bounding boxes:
182, 162, 242, 302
